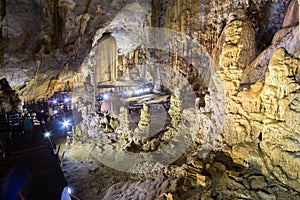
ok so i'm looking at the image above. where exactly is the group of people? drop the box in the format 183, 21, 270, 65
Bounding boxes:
0, 112, 43, 138
0, 112, 45, 164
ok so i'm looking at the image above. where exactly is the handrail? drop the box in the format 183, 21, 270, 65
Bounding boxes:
70, 193, 80, 200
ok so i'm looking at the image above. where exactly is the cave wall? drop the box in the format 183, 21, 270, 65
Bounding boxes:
0, 0, 299, 193
0, 0, 294, 101
0, 0, 141, 101
198, 10, 300, 192
162, 0, 291, 54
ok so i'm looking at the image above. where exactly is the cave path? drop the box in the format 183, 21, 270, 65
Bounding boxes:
0, 126, 68, 200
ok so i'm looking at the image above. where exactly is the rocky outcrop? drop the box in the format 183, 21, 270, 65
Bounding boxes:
281, 0, 299, 28
241, 0, 300, 85
212, 16, 257, 72
208, 27, 300, 191
0, 78, 22, 113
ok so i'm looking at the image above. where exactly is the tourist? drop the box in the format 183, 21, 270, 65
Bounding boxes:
23, 115, 33, 140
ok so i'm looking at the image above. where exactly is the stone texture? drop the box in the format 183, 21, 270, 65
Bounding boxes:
0, 0, 293, 101
1, 0, 300, 199
241, 0, 300, 85
209, 42, 300, 191
0, 0, 147, 100
0, 78, 22, 113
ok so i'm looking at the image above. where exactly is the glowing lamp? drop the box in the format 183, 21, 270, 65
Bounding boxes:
62, 120, 70, 128
44, 132, 50, 138
64, 98, 70, 103
103, 93, 109, 100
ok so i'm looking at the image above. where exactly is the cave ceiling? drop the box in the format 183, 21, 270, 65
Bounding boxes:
0, 0, 298, 100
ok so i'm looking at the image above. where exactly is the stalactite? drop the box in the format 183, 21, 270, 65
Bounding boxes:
52, 0, 63, 47
79, 0, 92, 36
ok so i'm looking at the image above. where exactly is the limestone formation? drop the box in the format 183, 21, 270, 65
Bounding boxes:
72, 122, 89, 140
134, 103, 151, 140
2, 0, 300, 199
241, 0, 300, 85
116, 106, 132, 146
0, 78, 22, 113
168, 88, 182, 129
209, 43, 300, 191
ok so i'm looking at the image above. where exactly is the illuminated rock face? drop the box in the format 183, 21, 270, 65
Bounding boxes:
1, 0, 300, 198
0, 0, 293, 100
205, 15, 300, 191
0, 0, 145, 100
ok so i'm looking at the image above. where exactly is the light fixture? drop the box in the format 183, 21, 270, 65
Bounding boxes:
64, 98, 70, 103
44, 132, 50, 138
103, 93, 109, 100
53, 99, 57, 104
135, 89, 144, 95
44, 132, 55, 153
67, 187, 72, 194
62, 120, 70, 128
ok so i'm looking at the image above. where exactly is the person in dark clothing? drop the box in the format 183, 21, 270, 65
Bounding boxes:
23, 116, 33, 140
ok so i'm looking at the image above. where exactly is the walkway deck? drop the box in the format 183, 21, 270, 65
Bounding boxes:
0, 126, 68, 200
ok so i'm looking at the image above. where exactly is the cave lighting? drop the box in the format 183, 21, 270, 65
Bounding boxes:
64, 98, 70, 103
44, 132, 51, 138
53, 110, 58, 115
134, 88, 146, 96
67, 187, 72, 194
103, 93, 109, 100
44, 132, 55, 153
145, 88, 151, 93
53, 99, 57, 104
62, 120, 70, 128
124, 90, 133, 97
